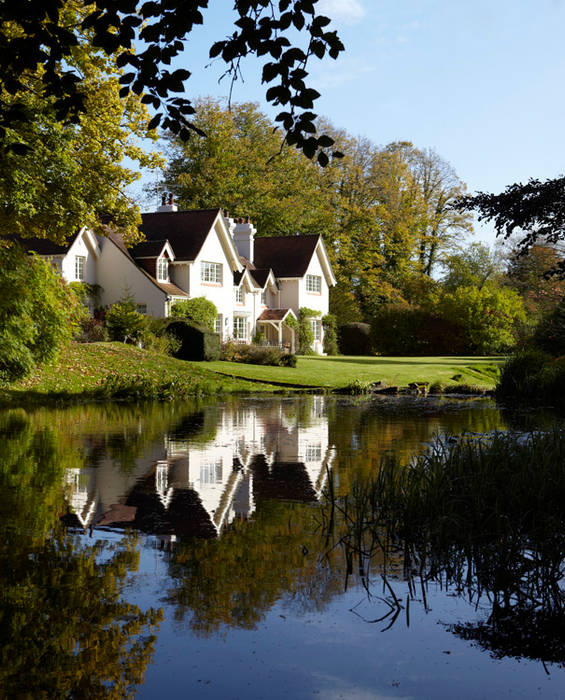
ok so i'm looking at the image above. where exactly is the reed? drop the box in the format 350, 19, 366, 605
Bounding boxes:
322, 429, 565, 659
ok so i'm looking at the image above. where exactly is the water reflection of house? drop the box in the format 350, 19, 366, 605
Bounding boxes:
64, 398, 333, 538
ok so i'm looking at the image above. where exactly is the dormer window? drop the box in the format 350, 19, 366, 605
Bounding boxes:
306, 274, 321, 293
261, 290, 267, 305
235, 286, 244, 304
157, 257, 168, 282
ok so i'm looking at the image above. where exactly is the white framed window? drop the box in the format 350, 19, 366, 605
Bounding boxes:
261, 289, 267, 305
214, 315, 222, 335
201, 461, 223, 484
201, 261, 222, 284
311, 319, 321, 341
75, 255, 85, 281
306, 274, 321, 293
157, 257, 168, 282
235, 286, 244, 304
305, 443, 322, 462
136, 304, 147, 315
233, 316, 248, 341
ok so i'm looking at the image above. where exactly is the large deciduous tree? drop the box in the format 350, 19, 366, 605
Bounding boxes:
1, 2, 162, 243
160, 101, 473, 323
457, 176, 565, 276
160, 98, 331, 236
0, 0, 344, 162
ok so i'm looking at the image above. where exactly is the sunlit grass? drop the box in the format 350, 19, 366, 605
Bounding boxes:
3, 342, 276, 404
207, 355, 504, 389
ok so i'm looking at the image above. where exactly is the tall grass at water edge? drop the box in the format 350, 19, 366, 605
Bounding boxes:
322, 430, 565, 656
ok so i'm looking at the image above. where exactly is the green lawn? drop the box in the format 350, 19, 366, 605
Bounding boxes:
4, 342, 276, 404
207, 355, 504, 389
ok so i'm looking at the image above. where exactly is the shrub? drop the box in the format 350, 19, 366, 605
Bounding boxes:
0, 243, 84, 383
322, 314, 338, 355
496, 349, 552, 403
169, 297, 217, 331
76, 317, 108, 343
533, 299, 565, 356
220, 342, 296, 367
370, 304, 466, 355
437, 284, 526, 354
297, 307, 321, 355
338, 322, 372, 356
165, 320, 220, 361
106, 295, 147, 343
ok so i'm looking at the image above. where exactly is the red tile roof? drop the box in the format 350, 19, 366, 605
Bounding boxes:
253, 235, 320, 277
157, 282, 189, 297
257, 308, 292, 322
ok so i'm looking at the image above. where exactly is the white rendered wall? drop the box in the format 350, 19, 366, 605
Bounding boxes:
297, 251, 329, 316
278, 279, 300, 312
61, 231, 98, 284
96, 237, 167, 317
190, 225, 237, 339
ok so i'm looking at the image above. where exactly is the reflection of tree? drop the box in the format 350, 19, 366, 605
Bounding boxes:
326, 430, 565, 665
167, 501, 343, 635
0, 411, 162, 698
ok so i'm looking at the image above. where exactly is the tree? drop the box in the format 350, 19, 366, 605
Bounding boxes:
0, 0, 344, 162
437, 284, 525, 354
0, 243, 84, 383
506, 244, 565, 320
441, 242, 504, 293
160, 98, 331, 236
0, 2, 162, 244
406, 145, 473, 276
106, 294, 147, 343
456, 176, 565, 275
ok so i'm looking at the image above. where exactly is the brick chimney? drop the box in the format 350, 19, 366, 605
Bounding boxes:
157, 192, 178, 213
232, 216, 256, 263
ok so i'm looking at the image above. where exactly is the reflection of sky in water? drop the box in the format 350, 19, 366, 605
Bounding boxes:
7, 396, 565, 698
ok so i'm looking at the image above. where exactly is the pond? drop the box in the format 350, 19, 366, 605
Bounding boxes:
1, 395, 565, 698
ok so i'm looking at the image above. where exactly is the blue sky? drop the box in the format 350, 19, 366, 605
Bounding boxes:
142, 0, 565, 245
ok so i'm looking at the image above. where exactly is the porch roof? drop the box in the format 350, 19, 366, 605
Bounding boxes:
257, 308, 296, 323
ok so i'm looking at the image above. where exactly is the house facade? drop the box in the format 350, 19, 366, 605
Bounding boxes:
16, 199, 336, 353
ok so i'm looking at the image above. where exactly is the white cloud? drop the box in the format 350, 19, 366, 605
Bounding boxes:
317, 0, 366, 25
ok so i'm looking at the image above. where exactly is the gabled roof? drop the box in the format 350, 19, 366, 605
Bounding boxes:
139, 209, 220, 260
254, 235, 320, 278
233, 267, 256, 289
257, 308, 296, 322
131, 239, 174, 260
7, 233, 77, 255
250, 268, 277, 289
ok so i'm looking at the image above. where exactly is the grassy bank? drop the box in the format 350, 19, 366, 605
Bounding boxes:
1, 345, 504, 406
2, 342, 276, 406
207, 355, 504, 390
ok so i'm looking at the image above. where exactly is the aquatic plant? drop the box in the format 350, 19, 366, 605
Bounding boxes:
322, 429, 565, 662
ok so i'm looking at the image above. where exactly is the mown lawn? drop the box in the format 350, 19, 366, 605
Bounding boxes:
3, 342, 275, 404
207, 355, 504, 389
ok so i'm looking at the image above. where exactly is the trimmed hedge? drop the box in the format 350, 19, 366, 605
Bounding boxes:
221, 342, 297, 367
165, 320, 220, 361
338, 322, 372, 355
370, 305, 467, 355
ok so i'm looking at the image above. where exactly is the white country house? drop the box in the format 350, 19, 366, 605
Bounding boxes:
15, 197, 336, 353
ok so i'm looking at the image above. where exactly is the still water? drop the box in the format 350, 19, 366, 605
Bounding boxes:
1, 395, 564, 698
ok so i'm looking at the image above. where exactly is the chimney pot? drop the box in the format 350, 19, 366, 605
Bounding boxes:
168, 193, 174, 205
161, 192, 167, 206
